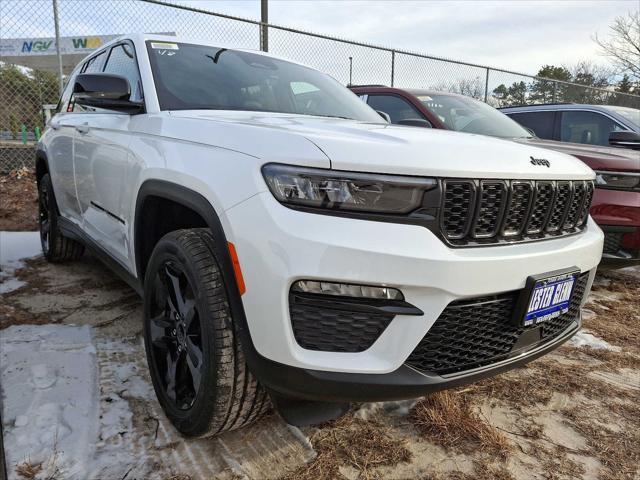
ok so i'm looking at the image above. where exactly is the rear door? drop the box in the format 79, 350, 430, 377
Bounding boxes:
47, 67, 84, 224
72, 40, 144, 269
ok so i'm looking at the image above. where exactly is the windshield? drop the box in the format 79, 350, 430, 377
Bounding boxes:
146, 41, 383, 122
416, 93, 532, 138
601, 105, 640, 128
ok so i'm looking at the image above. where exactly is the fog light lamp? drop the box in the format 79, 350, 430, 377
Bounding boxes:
291, 280, 403, 300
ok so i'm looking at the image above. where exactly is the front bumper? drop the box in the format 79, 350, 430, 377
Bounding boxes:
226, 192, 603, 378
591, 188, 640, 266
249, 315, 582, 403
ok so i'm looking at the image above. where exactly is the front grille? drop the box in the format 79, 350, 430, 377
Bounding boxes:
441, 180, 594, 245
290, 296, 393, 353
406, 271, 590, 375
603, 232, 623, 254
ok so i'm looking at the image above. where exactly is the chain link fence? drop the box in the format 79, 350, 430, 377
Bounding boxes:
1, 0, 639, 172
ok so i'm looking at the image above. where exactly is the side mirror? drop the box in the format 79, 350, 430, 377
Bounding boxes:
73, 73, 144, 114
609, 130, 640, 150
397, 118, 433, 128
376, 110, 391, 123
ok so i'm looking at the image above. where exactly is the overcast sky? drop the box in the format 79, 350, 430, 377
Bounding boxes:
180, 0, 636, 75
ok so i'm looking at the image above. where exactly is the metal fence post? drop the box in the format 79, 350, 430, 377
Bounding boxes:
52, 0, 64, 95
391, 50, 395, 87
484, 68, 490, 103
260, 0, 268, 52
552, 82, 557, 103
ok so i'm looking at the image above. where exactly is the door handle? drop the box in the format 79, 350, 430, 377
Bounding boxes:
75, 123, 90, 134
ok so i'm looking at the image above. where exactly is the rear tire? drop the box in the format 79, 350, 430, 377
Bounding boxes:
143, 228, 270, 437
38, 173, 84, 262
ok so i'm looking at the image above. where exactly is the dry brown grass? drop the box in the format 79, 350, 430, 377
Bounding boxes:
0, 168, 38, 231
564, 405, 640, 480
280, 415, 412, 480
409, 391, 513, 459
422, 461, 515, 480
468, 355, 636, 410
533, 444, 586, 480
15, 462, 42, 480
586, 271, 640, 349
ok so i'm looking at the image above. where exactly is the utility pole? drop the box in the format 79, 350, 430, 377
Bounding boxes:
260, 0, 268, 52
52, 0, 64, 95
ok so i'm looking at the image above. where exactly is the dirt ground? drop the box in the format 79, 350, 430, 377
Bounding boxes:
0, 170, 38, 232
1, 172, 639, 480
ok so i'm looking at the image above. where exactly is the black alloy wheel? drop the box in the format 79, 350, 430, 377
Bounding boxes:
143, 229, 270, 437
37, 173, 84, 262
148, 261, 204, 410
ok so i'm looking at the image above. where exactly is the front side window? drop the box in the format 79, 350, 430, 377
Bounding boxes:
146, 41, 383, 122
367, 95, 423, 124
560, 111, 626, 146
103, 43, 142, 101
507, 111, 555, 139
417, 94, 531, 138
600, 106, 640, 129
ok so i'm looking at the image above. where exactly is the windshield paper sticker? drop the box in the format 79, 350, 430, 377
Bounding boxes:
151, 42, 179, 50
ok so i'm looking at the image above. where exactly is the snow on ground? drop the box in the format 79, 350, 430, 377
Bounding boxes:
1, 325, 98, 479
0, 323, 315, 479
568, 329, 621, 351
0, 231, 41, 294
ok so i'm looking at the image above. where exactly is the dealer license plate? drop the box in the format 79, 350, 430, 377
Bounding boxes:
522, 272, 577, 327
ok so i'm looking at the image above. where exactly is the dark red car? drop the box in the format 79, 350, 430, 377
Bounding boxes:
350, 86, 640, 267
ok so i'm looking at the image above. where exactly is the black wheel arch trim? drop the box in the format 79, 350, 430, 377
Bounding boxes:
35, 149, 50, 183
133, 180, 264, 366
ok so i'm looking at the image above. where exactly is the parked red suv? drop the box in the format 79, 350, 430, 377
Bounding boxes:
350, 86, 640, 267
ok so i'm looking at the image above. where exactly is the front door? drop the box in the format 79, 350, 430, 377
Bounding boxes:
72, 41, 145, 269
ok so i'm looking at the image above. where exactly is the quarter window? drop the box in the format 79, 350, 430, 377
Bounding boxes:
366, 95, 424, 124
560, 111, 626, 146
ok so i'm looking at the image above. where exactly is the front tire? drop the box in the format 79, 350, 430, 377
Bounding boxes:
38, 173, 84, 262
143, 228, 270, 437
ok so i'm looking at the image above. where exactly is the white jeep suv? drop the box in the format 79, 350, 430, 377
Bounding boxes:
38, 34, 603, 435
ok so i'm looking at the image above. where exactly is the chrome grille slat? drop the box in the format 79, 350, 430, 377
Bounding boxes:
441, 179, 594, 245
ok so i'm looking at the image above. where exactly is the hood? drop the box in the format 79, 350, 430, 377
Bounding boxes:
168, 111, 595, 179
514, 137, 640, 172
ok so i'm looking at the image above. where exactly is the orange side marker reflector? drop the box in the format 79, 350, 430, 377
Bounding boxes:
227, 242, 246, 296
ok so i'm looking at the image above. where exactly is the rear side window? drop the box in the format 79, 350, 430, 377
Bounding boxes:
103, 43, 142, 101
560, 111, 626, 146
366, 95, 424, 124
507, 111, 555, 139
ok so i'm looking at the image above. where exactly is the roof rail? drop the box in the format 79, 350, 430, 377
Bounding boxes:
348, 84, 389, 88
501, 102, 576, 108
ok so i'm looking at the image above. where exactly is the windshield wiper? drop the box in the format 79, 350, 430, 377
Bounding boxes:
310, 114, 354, 120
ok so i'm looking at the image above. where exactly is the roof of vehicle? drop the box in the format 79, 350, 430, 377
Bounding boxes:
500, 103, 620, 112
498, 103, 640, 132
349, 86, 475, 101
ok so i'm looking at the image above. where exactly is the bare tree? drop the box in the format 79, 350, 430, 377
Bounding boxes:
594, 10, 640, 80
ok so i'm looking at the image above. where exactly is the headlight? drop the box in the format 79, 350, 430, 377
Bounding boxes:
262, 163, 436, 214
594, 171, 640, 191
